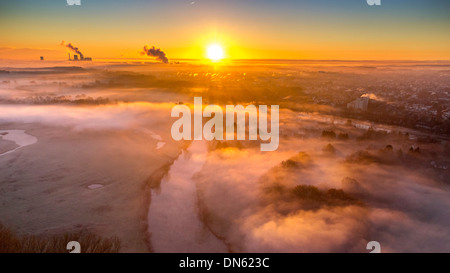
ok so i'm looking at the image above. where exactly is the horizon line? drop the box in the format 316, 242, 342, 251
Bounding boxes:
2, 57, 450, 63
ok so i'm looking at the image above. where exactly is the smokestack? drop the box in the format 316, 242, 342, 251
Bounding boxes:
140, 45, 169, 64
61, 41, 84, 59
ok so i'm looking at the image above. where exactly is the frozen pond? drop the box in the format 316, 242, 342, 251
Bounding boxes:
0, 130, 38, 156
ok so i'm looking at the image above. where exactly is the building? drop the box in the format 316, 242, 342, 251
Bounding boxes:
347, 97, 369, 111
68, 53, 92, 61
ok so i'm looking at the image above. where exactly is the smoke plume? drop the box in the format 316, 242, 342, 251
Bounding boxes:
140, 45, 169, 64
61, 41, 84, 59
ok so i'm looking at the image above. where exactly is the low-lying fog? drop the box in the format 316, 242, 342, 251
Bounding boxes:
0, 60, 449, 252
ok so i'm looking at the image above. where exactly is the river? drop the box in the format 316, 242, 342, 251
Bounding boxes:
147, 140, 228, 252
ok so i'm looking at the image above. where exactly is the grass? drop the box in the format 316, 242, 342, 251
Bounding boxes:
0, 223, 121, 253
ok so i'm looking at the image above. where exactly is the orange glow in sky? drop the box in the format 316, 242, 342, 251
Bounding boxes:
0, 1, 449, 60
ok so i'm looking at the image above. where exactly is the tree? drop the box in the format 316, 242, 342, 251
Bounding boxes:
321, 130, 336, 139
337, 133, 349, 140
323, 143, 336, 154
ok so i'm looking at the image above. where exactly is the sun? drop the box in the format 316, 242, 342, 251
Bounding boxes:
207, 44, 224, 61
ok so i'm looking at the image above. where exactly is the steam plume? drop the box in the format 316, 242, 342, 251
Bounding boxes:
140, 45, 169, 64
61, 41, 84, 59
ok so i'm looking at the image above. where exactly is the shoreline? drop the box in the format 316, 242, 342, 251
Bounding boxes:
141, 160, 177, 252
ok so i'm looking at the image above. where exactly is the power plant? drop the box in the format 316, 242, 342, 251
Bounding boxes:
68, 53, 92, 61
62, 41, 92, 61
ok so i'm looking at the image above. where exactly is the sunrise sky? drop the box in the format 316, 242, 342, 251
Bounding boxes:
1, 0, 449, 60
